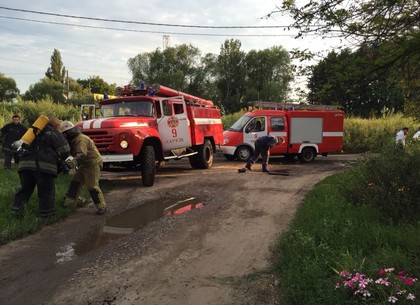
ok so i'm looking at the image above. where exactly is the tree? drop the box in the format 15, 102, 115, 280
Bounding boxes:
216, 39, 247, 114
127, 44, 201, 91
45, 49, 66, 83
187, 53, 220, 103
244, 46, 293, 102
77, 76, 117, 95
271, 0, 419, 46
24, 78, 66, 103
308, 48, 405, 117
0, 73, 19, 101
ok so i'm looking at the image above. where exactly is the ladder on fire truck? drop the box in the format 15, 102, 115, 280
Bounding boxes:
248, 101, 339, 111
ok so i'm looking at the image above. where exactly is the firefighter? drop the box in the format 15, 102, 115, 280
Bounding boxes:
1, 114, 28, 169
59, 120, 106, 215
245, 135, 279, 173
11, 117, 70, 217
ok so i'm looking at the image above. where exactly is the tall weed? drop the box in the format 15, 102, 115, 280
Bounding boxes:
344, 114, 418, 153
1, 99, 80, 126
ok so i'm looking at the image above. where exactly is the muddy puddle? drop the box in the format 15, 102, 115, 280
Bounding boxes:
55, 197, 203, 263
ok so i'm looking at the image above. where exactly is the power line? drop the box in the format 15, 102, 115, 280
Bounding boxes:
0, 16, 299, 37
0, 5, 295, 29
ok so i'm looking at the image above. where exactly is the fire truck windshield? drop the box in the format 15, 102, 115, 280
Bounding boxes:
101, 101, 154, 118
228, 115, 251, 132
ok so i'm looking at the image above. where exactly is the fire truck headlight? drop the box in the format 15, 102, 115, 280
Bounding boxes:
120, 140, 129, 149
223, 138, 229, 145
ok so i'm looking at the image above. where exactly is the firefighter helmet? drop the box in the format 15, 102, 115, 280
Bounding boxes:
59, 120, 75, 133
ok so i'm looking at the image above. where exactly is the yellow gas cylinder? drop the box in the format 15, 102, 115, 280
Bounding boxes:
21, 115, 49, 145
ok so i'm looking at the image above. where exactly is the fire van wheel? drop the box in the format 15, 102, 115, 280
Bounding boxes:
141, 145, 156, 187
189, 139, 213, 169
235, 146, 252, 162
298, 147, 317, 163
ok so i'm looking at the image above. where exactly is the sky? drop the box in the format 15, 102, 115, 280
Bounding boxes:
0, 0, 342, 95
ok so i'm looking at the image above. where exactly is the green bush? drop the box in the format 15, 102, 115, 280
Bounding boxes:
339, 143, 420, 223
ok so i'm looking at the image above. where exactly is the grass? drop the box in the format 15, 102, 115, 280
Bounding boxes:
272, 149, 420, 305
0, 168, 77, 244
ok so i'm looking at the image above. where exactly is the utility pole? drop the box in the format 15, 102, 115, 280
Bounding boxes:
163, 35, 170, 49
67, 70, 69, 101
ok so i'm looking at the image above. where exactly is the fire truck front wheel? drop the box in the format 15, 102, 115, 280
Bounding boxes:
141, 145, 156, 186
235, 146, 252, 162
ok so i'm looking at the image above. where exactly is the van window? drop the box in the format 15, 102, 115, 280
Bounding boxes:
271, 117, 285, 131
245, 117, 265, 133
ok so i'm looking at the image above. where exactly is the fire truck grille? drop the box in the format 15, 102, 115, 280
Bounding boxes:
82, 130, 113, 150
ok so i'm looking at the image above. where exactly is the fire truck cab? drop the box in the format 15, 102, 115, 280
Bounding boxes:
76, 83, 223, 186
221, 103, 344, 162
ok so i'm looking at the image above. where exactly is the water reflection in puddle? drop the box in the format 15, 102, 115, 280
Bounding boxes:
55, 197, 203, 263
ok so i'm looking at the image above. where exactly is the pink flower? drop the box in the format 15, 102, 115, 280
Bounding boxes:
375, 278, 391, 286
358, 278, 370, 289
407, 293, 415, 300
388, 296, 398, 303
404, 277, 417, 286
335, 282, 340, 289
339, 271, 350, 278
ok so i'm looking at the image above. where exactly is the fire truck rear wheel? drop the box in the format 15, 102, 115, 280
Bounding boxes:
141, 145, 156, 186
298, 147, 317, 163
189, 139, 213, 169
235, 146, 252, 162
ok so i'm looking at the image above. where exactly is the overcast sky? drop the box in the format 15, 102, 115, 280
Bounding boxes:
0, 0, 341, 94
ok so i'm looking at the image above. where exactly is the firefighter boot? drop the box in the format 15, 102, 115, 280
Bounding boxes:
63, 180, 81, 209
11, 202, 25, 217
89, 187, 106, 215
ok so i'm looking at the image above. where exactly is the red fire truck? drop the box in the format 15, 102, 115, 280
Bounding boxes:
76, 84, 223, 186
221, 103, 344, 162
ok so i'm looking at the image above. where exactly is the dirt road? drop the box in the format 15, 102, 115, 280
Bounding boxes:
0, 154, 358, 305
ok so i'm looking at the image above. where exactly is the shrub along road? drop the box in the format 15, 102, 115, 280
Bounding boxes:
0, 154, 359, 305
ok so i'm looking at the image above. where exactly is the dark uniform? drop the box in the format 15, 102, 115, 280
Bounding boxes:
60, 122, 106, 215
245, 135, 279, 172
1, 120, 27, 169
12, 123, 70, 217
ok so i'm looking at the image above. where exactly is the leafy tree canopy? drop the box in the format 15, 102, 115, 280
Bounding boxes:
77, 76, 117, 95
307, 47, 405, 117
24, 78, 66, 103
271, 0, 419, 45
0, 73, 19, 101
128, 44, 201, 91
45, 49, 66, 83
